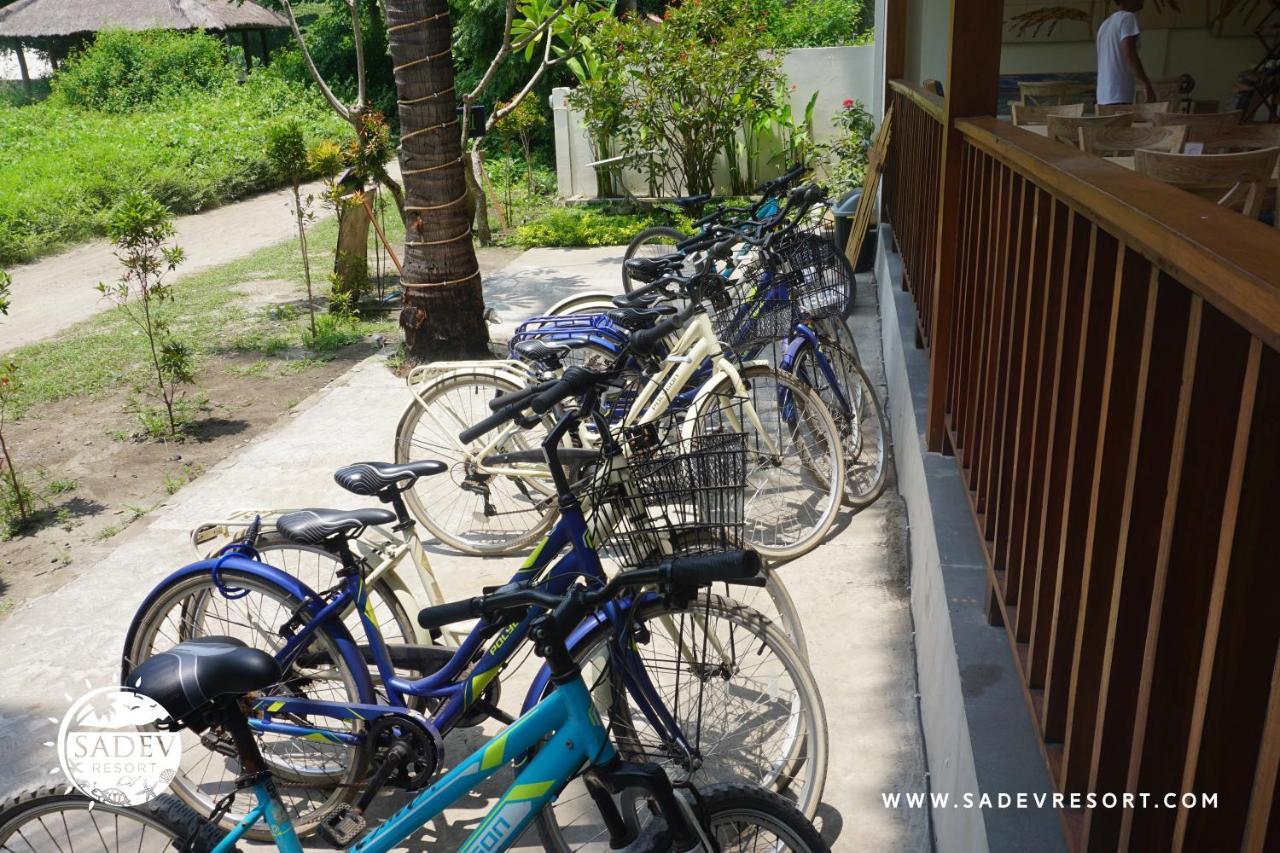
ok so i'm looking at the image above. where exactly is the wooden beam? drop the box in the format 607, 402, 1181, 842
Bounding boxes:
884, 0, 907, 99
924, 0, 1005, 451
14, 44, 32, 98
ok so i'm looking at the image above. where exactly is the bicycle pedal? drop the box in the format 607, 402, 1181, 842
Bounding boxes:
319, 804, 366, 847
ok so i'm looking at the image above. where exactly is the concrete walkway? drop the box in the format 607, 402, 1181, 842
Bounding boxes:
0, 164, 399, 355
0, 252, 928, 850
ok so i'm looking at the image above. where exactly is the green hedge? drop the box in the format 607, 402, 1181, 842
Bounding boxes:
0, 73, 348, 265
51, 29, 238, 112
510, 207, 674, 248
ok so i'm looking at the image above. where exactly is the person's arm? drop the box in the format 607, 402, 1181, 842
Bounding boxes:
1121, 35, 1157, 103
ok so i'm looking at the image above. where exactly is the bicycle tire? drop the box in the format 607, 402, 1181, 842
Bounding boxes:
0, 786, 228, 853
793, 337, 890, 510
121, 570, 367, 840
694, 364, 845, 561
395, 371, 559, 556
623, 226, 690, 293
534, 593, 828, 851
621, 782, 831, 852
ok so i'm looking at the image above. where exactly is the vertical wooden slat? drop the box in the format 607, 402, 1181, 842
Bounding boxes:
1244, 641, 1280, 852
1042, 229, 1119, 745
1060, 249, 1153, 793
997, 187, 1050, 603
1013, 199, 1069, 645
1026, 219, 1095, 690
952, 149, 991, 453
1121, 302, 1252, 850
1081, 283, 1195, 852
1175, 341, 1276, 851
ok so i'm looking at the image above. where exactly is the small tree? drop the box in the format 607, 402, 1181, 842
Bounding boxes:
266, 120, 319, 338
0, 270, 30, 529
495, 96, 547, 193
97, 193, 194, 439
570, 0, 784, 196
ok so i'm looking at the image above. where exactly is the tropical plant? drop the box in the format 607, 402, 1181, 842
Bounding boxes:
763, 86, 820, 170
96, 193, 195, 438
266, 120, 319, 337
495, 96, 546, 192
569, 0, 784, 196
818, 98, 876, 195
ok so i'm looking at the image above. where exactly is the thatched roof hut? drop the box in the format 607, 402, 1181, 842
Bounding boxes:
0, 0, 288, 39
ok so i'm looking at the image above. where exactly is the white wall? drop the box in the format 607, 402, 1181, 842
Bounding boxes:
905, 0, 951, 85
552, 45, 881, 200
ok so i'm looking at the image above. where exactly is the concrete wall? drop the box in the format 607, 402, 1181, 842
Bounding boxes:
876, 228, 1068, 853
552, 45, 881, 200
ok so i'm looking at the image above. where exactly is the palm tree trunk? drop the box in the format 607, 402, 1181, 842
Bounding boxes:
385, 0, 489, 361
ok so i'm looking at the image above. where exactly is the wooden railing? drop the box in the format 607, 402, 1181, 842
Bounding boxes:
881, 82, 1280, 852
883, 80, 944, 344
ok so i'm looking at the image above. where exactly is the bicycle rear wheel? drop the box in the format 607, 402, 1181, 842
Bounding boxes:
395, 371, 559, 555
121, 570, 366, 840
623, 226, 690, 292
0, 788, 225, 853
792, 335, 889, 510
534, 593, 827, 851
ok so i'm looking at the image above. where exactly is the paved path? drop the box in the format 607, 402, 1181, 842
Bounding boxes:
0, 165, 400, 355
0, 253, 928, 850
482, 245, 627, 341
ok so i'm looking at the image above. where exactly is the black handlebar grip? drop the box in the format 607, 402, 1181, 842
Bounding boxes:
487, 381, 543, 412
629, 316, 681, 355
530, 366, 603, 415
665, 550, 764, 586
459, 398, 528, 445
709, 239, 736, 260
417, 597, 482, 630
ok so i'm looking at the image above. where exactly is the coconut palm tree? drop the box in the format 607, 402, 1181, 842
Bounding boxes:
384, 0, 489, 359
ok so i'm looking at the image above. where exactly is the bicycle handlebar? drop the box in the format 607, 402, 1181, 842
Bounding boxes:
417, 550, 764, 631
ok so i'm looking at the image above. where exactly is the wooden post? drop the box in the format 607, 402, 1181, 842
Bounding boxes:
257, 29, 270, 66
883, 0, 907, 101
14, 44, 32, 98
924, 0, 1005, 452
239, 30, 253, 70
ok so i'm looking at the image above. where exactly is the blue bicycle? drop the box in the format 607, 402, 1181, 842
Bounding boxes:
120, 364, 826, 846
1, 557, 829, 852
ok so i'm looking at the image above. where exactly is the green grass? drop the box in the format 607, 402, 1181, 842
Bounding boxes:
2, 213, 400, 421
0, 73, 349, 265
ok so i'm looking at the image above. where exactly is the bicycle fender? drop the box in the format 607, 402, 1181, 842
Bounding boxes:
543, 290, 620, 316
119, 554, 377, 704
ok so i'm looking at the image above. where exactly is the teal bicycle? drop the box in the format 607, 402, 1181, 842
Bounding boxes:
0, 554, 828, 853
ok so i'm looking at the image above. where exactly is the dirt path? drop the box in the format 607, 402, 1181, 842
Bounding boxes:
0, 165, 401, 355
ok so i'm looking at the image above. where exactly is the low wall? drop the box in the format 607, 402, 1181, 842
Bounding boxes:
552, 44, 880, 200
876, 225, 1068, 853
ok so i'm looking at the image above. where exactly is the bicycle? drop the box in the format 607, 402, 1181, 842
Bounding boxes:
395, 265, 845, 563
123, 365, 826, 842
2, 554, 829, 853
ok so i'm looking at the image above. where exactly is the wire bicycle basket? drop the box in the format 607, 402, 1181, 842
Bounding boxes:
587, 406, 747, 569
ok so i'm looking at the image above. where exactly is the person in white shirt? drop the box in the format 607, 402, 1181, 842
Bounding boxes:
1096, 0, 1157, 105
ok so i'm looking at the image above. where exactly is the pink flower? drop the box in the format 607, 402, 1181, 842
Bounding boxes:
843, 98, 855, 109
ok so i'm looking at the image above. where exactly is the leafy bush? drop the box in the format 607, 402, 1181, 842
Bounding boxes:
818, 99, 877, 194
0, 73, 348, 265
511, 207, 670, 248
570, 0, 784, 196
51, 30, 238, 112
759, 0, 874, 48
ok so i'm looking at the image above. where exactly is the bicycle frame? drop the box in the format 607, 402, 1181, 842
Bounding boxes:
212, 674, 616, 853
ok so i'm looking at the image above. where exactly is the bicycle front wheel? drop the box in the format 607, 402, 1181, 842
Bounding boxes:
694, 365, 845, 561
625, 783, 831, 852
534, 593, 828, 851
623, 226, 690, 292
0, 788, 226, 853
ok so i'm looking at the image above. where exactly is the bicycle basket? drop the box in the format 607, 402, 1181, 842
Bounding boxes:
772, 227, 852, 321
706, 258, 796, 350
587, 421, 747, 569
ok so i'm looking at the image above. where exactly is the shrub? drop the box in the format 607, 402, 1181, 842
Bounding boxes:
512, 207, 672, 248
759, 0, 874, 48
570, 0, 784, 196
51, 30, 238, 112
0, 73, 348, 265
